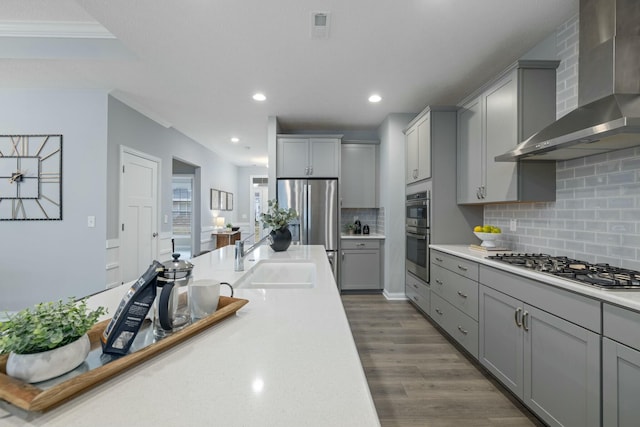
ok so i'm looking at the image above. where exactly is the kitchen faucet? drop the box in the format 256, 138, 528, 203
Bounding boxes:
234, 232, 273, 271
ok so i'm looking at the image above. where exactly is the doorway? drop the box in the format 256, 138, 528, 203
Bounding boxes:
249, 176, 269, 244
172, 175, 194, 259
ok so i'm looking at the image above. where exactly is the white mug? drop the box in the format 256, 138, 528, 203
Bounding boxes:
188, 279, 234, 322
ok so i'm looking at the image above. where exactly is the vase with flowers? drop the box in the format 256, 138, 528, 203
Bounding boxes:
260, 199, 298, 251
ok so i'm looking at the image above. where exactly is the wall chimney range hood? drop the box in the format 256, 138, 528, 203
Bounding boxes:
496, 0, 640, 162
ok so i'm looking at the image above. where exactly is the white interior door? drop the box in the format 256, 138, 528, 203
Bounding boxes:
121, 149, 159, 283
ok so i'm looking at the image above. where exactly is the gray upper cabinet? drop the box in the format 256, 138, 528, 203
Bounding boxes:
457, 60, 559, 204
277, 135, 341, 178
404, 114, 431, 184
341, 143, 378, 208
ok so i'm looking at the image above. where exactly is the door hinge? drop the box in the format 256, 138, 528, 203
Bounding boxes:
121, 223, 125, 231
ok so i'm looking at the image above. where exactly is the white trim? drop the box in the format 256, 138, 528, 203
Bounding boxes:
0, 21, 115, 39
383, 290, 408, 301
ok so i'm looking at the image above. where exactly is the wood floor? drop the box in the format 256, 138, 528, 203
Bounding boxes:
341, 294, 546, 427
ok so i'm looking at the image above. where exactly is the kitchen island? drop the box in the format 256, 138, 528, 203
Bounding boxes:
0, 245, 379, 427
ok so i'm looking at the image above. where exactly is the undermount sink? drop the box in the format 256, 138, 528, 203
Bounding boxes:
235, 260, 317, 289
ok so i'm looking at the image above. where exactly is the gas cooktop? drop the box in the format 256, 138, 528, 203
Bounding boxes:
487, 253, 640, 290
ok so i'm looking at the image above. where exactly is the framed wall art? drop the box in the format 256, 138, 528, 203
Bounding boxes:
210, 189, 220, 210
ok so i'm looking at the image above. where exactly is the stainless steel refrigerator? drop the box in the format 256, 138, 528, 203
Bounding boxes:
277, 179, 339, 279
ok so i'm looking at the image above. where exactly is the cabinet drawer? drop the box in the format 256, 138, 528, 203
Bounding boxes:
342, 239, 380, 250
431, 250, 479, 281
604, 304, 640, 351
480, 265, 601, 333
406, 283, 430, 315
406, 271, 430, 300
430, 292, 478, 358
431, 264, 478, 320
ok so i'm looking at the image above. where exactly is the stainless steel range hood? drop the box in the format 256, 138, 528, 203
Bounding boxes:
496, 0, 640, 162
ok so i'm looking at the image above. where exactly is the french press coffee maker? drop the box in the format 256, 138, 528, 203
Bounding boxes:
153, 253, 194, 339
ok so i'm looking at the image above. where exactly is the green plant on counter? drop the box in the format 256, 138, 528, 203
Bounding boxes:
261, 199, 298, 231
0, 298, 106, 355
346, 223, 356, 231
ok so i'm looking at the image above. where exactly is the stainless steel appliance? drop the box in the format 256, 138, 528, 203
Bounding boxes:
487, 253, 640, 290
277, 179, 339, 279
406, 191, 430, 282
496, 0, 640, 162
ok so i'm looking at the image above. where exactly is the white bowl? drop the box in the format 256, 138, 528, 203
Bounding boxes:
474, 231, 502, 247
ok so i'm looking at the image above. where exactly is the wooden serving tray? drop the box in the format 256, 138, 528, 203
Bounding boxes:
0, 296, 248, 412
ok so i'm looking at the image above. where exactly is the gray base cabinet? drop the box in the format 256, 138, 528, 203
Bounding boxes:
479, 283, 600, 427
341, 239, 381, 290
429, 250, 480, 358
406, 271, 430, 315
602, 303, 640, 427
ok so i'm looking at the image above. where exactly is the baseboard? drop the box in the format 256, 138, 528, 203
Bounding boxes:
383, 290, 408, 301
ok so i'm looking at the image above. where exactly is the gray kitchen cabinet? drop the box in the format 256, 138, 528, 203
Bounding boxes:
277, 135, 341, 178
341, 143, 378, 208
406, 271, 430, 315
602, 303, 640, 427
479, 283, 601, 427
430, 250, 480, 358
341, 239, 381, 290
603, 338, 640, 427
404, 113, 431, 184
457, 60, 558, 204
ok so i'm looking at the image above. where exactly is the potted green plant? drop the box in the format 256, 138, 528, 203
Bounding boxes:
346, 223, 356, 235
0, 298, 106, 383
260, 199, 298, 251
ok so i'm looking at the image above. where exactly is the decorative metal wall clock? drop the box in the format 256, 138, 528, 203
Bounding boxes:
0, 135, 62, 220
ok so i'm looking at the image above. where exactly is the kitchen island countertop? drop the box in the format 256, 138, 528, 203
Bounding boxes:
0, 245, 379, 427
431, 244, 640, 312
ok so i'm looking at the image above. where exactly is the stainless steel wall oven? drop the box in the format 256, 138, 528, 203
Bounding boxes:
406, 192, 430, 282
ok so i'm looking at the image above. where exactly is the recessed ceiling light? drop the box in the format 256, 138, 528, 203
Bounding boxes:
253, 93, 266, 101
368, 94, 382, 103
231, 137, 239, 143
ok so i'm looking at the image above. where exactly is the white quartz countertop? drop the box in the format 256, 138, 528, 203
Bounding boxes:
341, 233, 385, 240
0, 245, 379, 427
431, 244, 640, 312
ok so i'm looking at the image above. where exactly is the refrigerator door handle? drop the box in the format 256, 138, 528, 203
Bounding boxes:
304, 184, 311, 245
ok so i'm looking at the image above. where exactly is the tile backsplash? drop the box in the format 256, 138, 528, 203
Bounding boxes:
341, 208, 383, 234
484, 147, 640, 270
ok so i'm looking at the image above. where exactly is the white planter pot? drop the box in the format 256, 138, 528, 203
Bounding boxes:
6, 334, 91, 383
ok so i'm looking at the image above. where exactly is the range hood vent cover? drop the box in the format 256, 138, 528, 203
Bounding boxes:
496, 0, 640, 162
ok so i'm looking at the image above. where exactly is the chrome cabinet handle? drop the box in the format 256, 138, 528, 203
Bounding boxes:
152, 232, 158, 238
457, 326, 468, 335
523, 311, 530, 331
412, 284, 418, 289
435, 279, 443, 285
435, 257, 443, 263
309, 166, 313, 175
435, 308, 443, 316
515, 307, 523, 327
457, 290, 468, 298
356, 243, 366, 247
413, 296, 419, 302
457, 265, 468, 271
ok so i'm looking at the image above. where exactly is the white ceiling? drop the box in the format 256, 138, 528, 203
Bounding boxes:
0, 0, 578, 166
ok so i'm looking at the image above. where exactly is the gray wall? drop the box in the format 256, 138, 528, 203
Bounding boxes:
484, 13, 640, 268
378, 113, 415, 298
0, 89, 108, 311
107, 97, 239, 242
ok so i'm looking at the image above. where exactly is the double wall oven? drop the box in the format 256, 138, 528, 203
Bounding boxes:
406, 191, 430, 283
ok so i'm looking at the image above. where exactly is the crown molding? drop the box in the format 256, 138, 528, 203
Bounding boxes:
0, 21, 114, 39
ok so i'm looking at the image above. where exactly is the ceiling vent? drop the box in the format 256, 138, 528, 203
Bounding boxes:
310, 12, 331, 39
